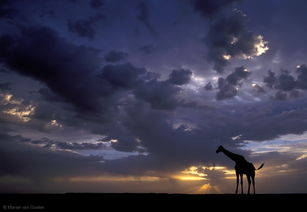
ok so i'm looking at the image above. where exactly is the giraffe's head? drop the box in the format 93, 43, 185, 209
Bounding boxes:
216, 145, 224, 154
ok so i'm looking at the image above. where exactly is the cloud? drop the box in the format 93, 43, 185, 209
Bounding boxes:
90, 0, 105, 9
108, 136, 142, 152
99, 63, 146, 89
0, 0, 17, 19
138, 44, 156, 54
263, 70, 277, 89
251, 83, 265, 95
0, 133, 155, 192
0, 130, 193, 191
0, 26, 103, 112
1, 25, 192, 144
136, 1, 157, 36
272, 90, 300, 101
20, 137, 107, 151
0, 66, 9, 73
99, 63, 188, 111
296, 65, 307, 90
204, 82, 213, 91
205, 10, 269, 72
0, 82, 11, 91
275, 70, 296, 91
262, 66, 307, 100
226, 66, 251, 85
235, 99, 307, 141
192, 0, 241, 18
0, 90, 36, 122
104, 50, 128, 63
134, 79, 182, 110
167, 69, 192, 85
263, 69, 296, 92
273, 90, 287, 101
216, 66, 250, 100
0, 132, 104, 181
216, 78, 238, 100
38, 88, 64, 103
119, 104, 220, 165
67, 14, 105, 38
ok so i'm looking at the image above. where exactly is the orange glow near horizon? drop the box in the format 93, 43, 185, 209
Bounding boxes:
54, 175, 164, 183
172, 175, 207, 181
180, 165, 237, 182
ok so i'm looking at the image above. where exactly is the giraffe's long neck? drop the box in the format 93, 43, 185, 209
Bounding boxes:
222, 148, 245, 163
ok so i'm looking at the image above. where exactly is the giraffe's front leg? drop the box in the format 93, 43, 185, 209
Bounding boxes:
240, 174, 243, 194
247, 175, 251, 194
235, 173, 239, 194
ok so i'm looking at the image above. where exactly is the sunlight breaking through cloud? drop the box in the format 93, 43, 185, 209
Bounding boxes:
179, 165, 236, 181
184, 73, 206, 93
222, 54, 232, 60
254, 35, 269, 56
0, 93, 22, 105
0, 91, 36, 122
2, 105, 36, 122
240, 35, 269, 59
46, 119, 63, 128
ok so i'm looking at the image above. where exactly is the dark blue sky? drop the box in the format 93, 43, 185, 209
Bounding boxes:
1, 0, 307, 193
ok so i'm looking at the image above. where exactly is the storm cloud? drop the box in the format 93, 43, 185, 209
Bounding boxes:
0, 0, 17, 18
67, 14, 105, 38
167, 69, 192, 85
133, 79, 182, 110
296, 65, 307, 90
99, 63, 146, 89
192, 0, 241, 18
205, 9, 268, 72
216, 66, 250, 100
90, 0, 105, 9
0, 26, 103, 112
262, 65, 307, 100
104, 50, 128, 63
136, 1, 157, 36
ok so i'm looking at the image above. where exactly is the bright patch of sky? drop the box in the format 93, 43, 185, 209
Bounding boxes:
241, 131, 307, 160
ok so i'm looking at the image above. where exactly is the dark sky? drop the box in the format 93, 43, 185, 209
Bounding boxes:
1, 0, 307, 193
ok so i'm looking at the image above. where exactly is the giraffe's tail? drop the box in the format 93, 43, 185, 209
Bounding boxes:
256, 163, 264, 170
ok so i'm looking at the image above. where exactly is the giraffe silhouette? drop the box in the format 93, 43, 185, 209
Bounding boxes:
216, 145, 264, 194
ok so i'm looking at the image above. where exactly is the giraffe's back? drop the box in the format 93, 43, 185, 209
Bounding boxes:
235, 162, 256, 174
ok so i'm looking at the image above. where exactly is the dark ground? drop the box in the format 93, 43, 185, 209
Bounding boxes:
0, 193, 306, 211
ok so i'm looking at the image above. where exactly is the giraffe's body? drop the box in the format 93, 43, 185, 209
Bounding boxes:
216, 145, 264, 194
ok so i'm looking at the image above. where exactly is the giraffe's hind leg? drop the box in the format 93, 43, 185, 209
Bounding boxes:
235, 172, 239, 194
247, 175, 251, 194
251, 173, 256, 194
